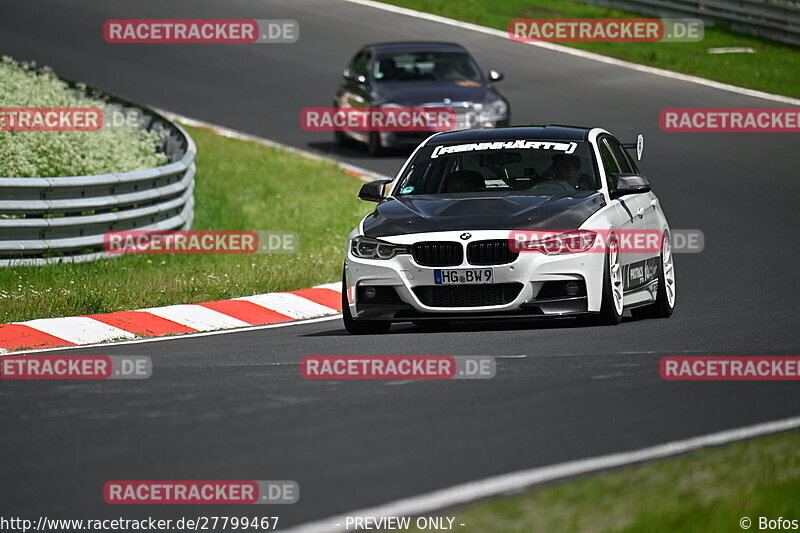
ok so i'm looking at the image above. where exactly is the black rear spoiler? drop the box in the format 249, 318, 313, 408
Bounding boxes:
621, 134, 644, 161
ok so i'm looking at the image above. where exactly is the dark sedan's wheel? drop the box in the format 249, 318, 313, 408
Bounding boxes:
631, 233, 676, 319
332, 103, 351, 147
334, 128, 350, 147
342, 273, 391, 335
368, 131, 384, 156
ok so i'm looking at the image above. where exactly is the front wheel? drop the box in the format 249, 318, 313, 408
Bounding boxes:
342, 273, 391, 334
588, 233, 623, 326
368, 131, 384, 156
334, 128, 350, 147
631, 233, 676, 319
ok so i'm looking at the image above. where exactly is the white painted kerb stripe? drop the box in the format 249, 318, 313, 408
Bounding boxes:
13, 317, 136, 345
315, 282, 343, 293
140, 305, 250, 331
236, 293, 338, 319
281, 415, 800, 533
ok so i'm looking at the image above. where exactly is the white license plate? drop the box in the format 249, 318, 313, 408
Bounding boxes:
434, 268, 493, 285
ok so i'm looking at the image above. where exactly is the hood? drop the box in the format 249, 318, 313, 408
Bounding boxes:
375, 81, 496, 105
362, 192, 606, 237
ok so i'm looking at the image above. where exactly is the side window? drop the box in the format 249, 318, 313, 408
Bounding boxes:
345, 51, 366, 78
351, 51, 369, 78
621, 147, 639, 174
598, 139, 620, 176
605, 137, 635, 174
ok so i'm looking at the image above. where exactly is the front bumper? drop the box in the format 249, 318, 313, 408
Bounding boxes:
344, 230, 605, 322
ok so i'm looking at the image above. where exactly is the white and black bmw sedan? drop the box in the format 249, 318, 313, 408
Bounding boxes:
342, 125, 676, 334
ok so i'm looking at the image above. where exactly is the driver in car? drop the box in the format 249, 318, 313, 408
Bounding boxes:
434, 60, 462, 82
443, 170, 484, 193
553, 154, 582, 188
552, 154, 593, 190
377, 58, 400, 81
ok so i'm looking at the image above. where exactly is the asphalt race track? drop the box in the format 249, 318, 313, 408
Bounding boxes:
1, 0, 799, 528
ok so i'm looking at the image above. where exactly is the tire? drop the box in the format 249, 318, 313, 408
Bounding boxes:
334, 128, 351, 147
332, 103, 351, 147
341, 273, 391, 335
588, 233, 623, 326
368, 131, 383, 156
631, 233, 676, 319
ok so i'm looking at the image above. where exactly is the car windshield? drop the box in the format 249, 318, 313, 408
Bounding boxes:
373, 51, 483, 83
394, 140, 600, 196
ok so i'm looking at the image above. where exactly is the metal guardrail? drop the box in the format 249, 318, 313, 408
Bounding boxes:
571, 0, 800, 46
0, 92, 196, 267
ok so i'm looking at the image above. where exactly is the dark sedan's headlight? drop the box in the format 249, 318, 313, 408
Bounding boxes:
350, 236, 409, 260
483, 98, 508, 119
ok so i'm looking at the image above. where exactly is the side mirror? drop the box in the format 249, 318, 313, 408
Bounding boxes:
488, 69, 504, 82
358, 179, 393, 202
343, 70, 367, 85
610, 173, 651, 198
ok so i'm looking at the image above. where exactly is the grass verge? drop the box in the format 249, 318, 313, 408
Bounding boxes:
0, 125, 373, 323
390, 429, 800, 533
378, 0, 800, 99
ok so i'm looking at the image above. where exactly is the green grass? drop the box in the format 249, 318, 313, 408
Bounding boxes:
0, 125, 372, 322
390, 430, 800, 533
379, 0, 800, 98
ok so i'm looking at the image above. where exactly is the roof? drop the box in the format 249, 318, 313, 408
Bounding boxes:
366, 42, 468, 54
428, 125, 593, 145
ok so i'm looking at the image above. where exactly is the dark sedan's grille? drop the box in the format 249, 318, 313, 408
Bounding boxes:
467, 240, 518, 266
411, 242, 462, 267
413, 283, 523, 308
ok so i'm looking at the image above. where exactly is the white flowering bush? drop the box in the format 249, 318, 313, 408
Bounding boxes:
0, 56, 167, 177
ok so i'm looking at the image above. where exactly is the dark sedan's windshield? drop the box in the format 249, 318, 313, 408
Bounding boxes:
373, 52, 483, 83
394, 140, 600, 196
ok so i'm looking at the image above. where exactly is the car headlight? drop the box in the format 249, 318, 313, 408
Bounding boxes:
350, 236, 409, 260
515, 231, 597, 255
485, 99, 508, 119
477, 99, 508, 127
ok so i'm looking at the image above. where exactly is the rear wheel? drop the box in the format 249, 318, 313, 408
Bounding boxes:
342, 273, 391, 334
631, 233, 676, 319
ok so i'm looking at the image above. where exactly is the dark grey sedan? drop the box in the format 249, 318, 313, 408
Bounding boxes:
334, 42, 510, 155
